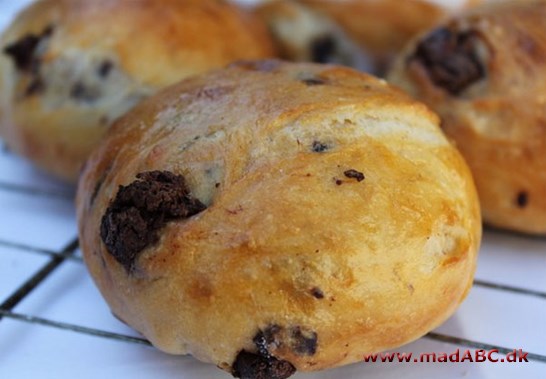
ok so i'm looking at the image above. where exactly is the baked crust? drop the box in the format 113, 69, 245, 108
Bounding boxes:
0, 0, 275, 182
77, 60, 481, 376
388, 0, 546, 234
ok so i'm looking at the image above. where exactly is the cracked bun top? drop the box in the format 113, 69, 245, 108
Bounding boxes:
77, 60, 481, 378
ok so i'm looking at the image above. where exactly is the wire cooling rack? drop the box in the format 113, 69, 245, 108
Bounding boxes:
0, 1, 545, 378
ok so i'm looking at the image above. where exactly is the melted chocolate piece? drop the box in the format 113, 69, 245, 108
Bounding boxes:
100, 171, 206, 272
4, 35, 41, 71
70, 81, 100, 102
231, 323, 320, 378
310, 287, 324, 299
98, 60, 113, 78
232, 327, 296, 378
344, 169, 365, 182
232, 351, 296, 379
311, 141, 329, 153
3, 25, 53, 72
311, 35, 336, 63
412, 27, 485, 95
516, 191, 529, 208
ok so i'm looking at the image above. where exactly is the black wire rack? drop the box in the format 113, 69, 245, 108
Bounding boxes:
0, 135, 545, 379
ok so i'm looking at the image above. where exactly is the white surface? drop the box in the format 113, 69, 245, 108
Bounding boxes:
0, 1, 545, 379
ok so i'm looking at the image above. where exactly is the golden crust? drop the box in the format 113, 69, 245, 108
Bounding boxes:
77, 60, 481, 375
0, 0, 275, 182
388, 0, 546, 234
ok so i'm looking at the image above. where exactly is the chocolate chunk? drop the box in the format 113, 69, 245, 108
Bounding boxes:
3, 25, 53, 72
100, 171, 206, 272
4, 35, 41, 71
311, 35, 336, 63
412, 27, 485, 94
232, 351, 296, 379
516, 191, 529, 208
301, 77, 326, 86
70, 81, 100, 102
344, 169, 365, 182
98, 60, 113, 78
290, 327, 317, 356
311, 141, 329, 153
310, 287, 324, 299
233, 327, 296, 378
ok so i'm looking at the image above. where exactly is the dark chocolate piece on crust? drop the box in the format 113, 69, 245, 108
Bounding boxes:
3, 25, 53, 72
344, 169, 365, 182
311, 141, 329, 153
98, 60, 113, 78
411, 27, 485, 95
70, 81, 101, 102
100, 170, 206, 272
232, 351, 296, 379
310, 287, 324, 299
516, 191, 529, 208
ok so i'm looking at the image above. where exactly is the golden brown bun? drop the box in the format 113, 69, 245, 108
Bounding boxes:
255, 0, 446, 74
388, 0, 546, 234
0, 0, 275, 182
77, 60, 481, 378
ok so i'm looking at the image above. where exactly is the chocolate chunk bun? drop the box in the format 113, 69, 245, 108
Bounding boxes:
76, 60, 481, 378
0, 0, 275, 182
388, 0, 546, 234
254, 0, 448, 75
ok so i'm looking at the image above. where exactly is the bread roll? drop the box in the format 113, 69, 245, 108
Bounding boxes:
77, 60, 481, 378
388, 0, 546, 234
0, 0, 275, 182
